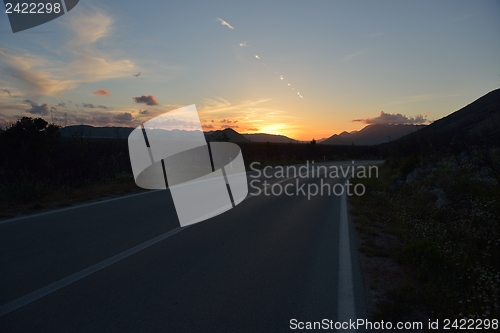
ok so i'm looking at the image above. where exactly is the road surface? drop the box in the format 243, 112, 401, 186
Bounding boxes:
0, 160, 380, 332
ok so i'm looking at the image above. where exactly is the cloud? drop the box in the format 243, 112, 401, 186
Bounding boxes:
368, 32, 384, 38
0, 9, 136, 99
352, 111, 428, 125
81, 103, 109, 109
198, 97, 299, 135
342, 49, 368, 62
217, 18, 234, 30
0, 112, 17, 123
255, 55, 260, 59
0, 102, 27, 115
114, 112, 134, 123
245, 128, 258, 131
139, 109, 149, 114
221, 124, 239, 129
133, 95, 159, 106
297, 92, 303, 99
239, 42, 247, 47
57, 102, 67, 107
2, 89, 12, 97
145, 117, 200, 131
92, 89, 111, 97
69, 10, 112, 46
0, 49, 78, 98
88, 115, 111, 125
202, 124, 214, 129
25, 100, 50, 115
220, 118, 238, 124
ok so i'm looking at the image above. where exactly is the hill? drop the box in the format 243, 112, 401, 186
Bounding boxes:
321, 124, 425, 146
204, 128, 250, 142
60, 125, 250, 142
402, 88, 500, 142
243, 133, 298, 143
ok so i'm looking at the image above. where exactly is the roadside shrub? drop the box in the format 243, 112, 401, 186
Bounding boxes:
397, 239, 443, 269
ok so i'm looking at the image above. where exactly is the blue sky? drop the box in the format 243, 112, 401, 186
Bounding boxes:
1, 0, 499, 140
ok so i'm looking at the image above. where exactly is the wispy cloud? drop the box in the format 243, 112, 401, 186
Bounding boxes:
352, 111, 428, 125
367, 32, 384, 38
198, 97, 299, 134
220, 118, 238, 124
69, 10, 112, 46
255, 55, 260, 59
342, 49, 368, 62
0, 8, 136, 100
239, 42, 247, 47
92, 89, 111, 97
81, 103, 110, 109
0, 49, 78, 98
217, 17, 234, 30
202, 123, 214, 130
221, 124, 239, 129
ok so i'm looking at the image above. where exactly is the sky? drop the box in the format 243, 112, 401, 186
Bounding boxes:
0, 0, 499, 141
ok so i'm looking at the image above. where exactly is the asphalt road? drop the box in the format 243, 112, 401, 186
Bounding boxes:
0, 160, 380, 332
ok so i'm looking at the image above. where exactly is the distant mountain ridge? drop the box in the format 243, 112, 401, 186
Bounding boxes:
320, 124, 425, 146
243, 133, 298, 143
60, 125, 251, 142
204, 128, 250, 142
59, 87, 500, 146
59, 123, 424, 146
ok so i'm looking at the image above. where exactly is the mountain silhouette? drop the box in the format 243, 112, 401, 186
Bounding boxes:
58, 89, 500, 146
242, 133, 298, 143
321, 124, 425, 146
403, 88, 500, 141
204, 128, 250, 142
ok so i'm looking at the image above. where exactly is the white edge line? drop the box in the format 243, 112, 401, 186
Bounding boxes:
337, 177, 357, 332
0, 170, 262, 225
0, 225, 188, 317
0, 190, 162, 225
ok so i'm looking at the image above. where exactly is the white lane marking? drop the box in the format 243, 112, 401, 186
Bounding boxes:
0, 190, 162, 225
0, 171, 263, 225
0, 226, 188, 317
337, 178, 357, 332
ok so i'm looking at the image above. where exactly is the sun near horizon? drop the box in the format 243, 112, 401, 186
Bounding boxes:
0, 1, 498, 142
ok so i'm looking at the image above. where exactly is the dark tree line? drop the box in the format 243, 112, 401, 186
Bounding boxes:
0, 117, 385, 203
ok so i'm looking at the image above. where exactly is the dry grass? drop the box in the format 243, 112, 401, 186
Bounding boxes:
349, 158, 500, 331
